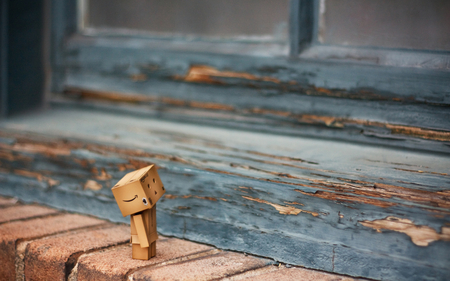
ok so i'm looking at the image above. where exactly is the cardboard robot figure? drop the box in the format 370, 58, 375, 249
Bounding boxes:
112, 165, 166, 260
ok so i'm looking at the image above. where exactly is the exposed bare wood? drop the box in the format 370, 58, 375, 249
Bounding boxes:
243, 195, 319, 216
176, 65, 281, 84
84, 180, 102, 191
174, 66, 409, 102
360, 216, 450, 247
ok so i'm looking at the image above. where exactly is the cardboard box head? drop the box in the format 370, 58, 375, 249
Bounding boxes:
112, 165, 166, 217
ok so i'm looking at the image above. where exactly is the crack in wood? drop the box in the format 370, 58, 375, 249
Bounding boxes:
394, 168, 449, 177
65, 87, 235, 111
296, 189, 396, 208
163, 194, 217, 202
242, 195, 319, 217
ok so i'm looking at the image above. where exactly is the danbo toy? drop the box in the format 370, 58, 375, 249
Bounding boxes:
112, 165, 166, 260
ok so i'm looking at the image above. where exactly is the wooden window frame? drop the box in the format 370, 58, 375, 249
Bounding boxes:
51, 0, 450, 152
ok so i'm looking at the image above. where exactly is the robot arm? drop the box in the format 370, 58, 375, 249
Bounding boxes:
132, 213, 149, 248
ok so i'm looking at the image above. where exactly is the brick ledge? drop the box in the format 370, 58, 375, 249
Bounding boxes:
0, 196, 367, 281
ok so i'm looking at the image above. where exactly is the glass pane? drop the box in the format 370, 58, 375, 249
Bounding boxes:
319, 0, 450, 51
85, 0, 289, 41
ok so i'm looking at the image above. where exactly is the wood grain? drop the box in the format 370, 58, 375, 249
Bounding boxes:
0, 107, 449, 280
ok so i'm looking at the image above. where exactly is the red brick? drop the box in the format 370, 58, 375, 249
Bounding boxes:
0, 214, 104, 281
24, 225, 129, 281
131, 252, 271, 281
0, 205, 58, 223
235, 265, 365, 281
0, 196, 18, 206
76, 238, 213, 281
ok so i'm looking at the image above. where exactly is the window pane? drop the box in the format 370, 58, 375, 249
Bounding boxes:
319, 0, 450, 51
85, 0, 289, 41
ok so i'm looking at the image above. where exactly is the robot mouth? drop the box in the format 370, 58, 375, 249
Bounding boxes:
123, 195, 138, 202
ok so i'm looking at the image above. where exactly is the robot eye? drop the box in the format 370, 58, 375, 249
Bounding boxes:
147, 184, 150, 188
153, 178, 156, 183
142, 198, 148, 205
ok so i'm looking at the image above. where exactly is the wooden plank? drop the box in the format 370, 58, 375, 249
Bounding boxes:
0, 107, 449, 280
59, 39, 450, 156
64, 36, 450, 104
57, 85, 450, 154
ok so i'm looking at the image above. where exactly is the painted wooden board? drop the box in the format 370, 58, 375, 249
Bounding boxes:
0, 107, 449, 280
59, 38, 450, 154
64, 36, 450, 105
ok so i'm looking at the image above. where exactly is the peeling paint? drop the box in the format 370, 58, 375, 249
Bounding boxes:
243, 195, 319, 216
386, 124, 450, 142
203, 143, 318, 165
91, 167, 112, 180
298, 114, 345, 128
0, 149, 32, 162
65, 87, 234, 111
11, 143, 71, 156
175, 66, 400, 102
285, 201, 304, 206
296, 189, 396, 208
14, 169, 59, 187
320, 179, 450, 209
130, 73, 147, 82
84, 180, 102, 191
250, 110, 450, 141
63, 87, 450, 142
73, 158, 94, 167
394, 168, 449, 176
65, 87, 150, 103
1, 131, 448, 213
177, 65, 281, 84
360, 216, 450, 246
350, 119, 450, 142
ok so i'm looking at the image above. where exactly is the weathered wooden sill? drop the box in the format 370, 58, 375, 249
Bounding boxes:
0, 105, 449, 280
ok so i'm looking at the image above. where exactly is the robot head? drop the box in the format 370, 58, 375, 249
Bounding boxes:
112, 165, 166, 217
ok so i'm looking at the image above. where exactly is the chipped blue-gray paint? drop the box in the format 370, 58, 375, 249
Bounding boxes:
0, 108, 449, 280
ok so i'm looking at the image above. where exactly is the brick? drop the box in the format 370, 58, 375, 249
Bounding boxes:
76, 238, 213, 281
131, 252, 272, 281
0, 196, 18, 206
0, 214, 104, 281
0, 205, 58, 223
236, 265, 365, 281
24, 225, 129, 281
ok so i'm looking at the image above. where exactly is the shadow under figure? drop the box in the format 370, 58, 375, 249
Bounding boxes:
112, 165, 166, 260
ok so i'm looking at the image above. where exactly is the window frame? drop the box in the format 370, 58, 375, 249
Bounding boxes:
50, 0, 450, 154
51, 0, 450, 89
